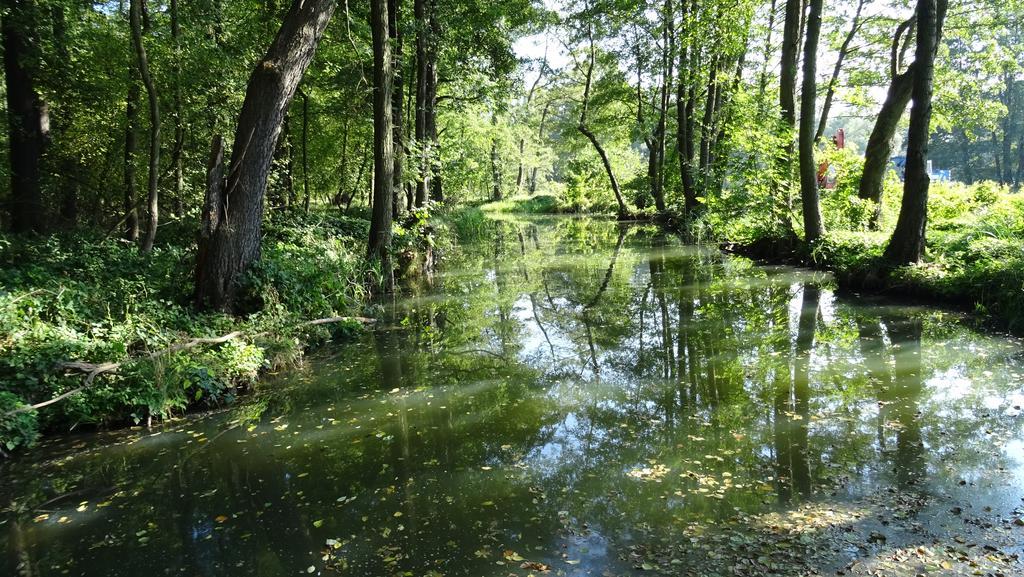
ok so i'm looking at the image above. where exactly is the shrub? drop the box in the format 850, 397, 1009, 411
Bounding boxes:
0, 209, 391, 451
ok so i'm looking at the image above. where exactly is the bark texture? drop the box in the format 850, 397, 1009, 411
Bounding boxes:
195, 0, 336, 311
884, 0, 942, 264
798, 0, 825, 244
367, 0, 395, 288
132, 0, 162, 253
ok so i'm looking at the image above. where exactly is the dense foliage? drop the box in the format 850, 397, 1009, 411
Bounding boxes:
3, 0, 1024, 451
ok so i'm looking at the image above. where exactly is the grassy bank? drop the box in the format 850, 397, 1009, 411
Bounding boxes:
485, 170, 1024, 334
683, 175, 1024, 334
0, 208, 455, 454
478, 193, 600, 215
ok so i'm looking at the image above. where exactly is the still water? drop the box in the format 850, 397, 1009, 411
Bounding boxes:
4, 216, 1024, 576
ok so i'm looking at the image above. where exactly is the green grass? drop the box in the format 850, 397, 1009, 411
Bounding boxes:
740, 180, 1024, 333
479, 193, 571, 215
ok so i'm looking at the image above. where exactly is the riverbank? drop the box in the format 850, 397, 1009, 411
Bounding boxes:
709, 184, 1024, 335
0, 208, 452, 454
484, 182, 1024, 335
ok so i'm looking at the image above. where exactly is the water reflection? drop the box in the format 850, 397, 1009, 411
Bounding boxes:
4, 216, 1024, 576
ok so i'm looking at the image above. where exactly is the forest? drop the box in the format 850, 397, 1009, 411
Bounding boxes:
3, 0, 1024, 575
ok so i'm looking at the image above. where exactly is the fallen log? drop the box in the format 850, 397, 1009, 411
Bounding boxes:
3, 316, 375, 418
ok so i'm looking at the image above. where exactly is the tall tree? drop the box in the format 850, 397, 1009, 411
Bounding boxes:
170, 0, 184, 217
425, 0, 442, 203
798, 0, 825, 244
676, 0, 700, 214
2, 0, 48, 233
195, 0, 336, 310
367, 0, 395, 287
389, 0, 405, 220
132, 0, 161, 253
857, 15, 917, 227
124, 84, 140, 241
413, 0, 431, 207
778, 0, 801, 172
578, 19, 628, 220
884, 0, 943, 264
490, 109, 503, 201
814, 0, 865, 142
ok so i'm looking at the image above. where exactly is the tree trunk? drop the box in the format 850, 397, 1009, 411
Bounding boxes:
195, 0, 336, 311
171, 0, 184, 217
490, 111, 502, 201
779, 0, 801, 145
425, 0, 442, 204
2, 0, 48, 233
301, 89, 311, 213
516, 54, 548, 195
757, 0, 778, 104
389, 0, 405, 219
860, 9, 944, 230
1001, 72, 1014, 186
413, 0, 430, 207
579, 24, 627, 220
676, 0, 699, 214
699, 58, 719, 177
857, 64, 914, 224
52, 4, 79, 228
367, 0, 395, 289
798, 0, 825, 244
651, 0, 673, 212
815, 0, 865, 143
133, 0, 162, 253
124, 83, 140, 242
884, 0, 941, 265
529, 102, 550, 194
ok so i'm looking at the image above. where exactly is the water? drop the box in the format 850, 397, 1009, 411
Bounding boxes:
4, 216, 1024, 576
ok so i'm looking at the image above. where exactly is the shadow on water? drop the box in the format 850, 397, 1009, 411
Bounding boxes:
4, 215, 1024, 576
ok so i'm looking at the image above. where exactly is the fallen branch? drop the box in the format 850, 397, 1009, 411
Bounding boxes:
2, 316, 374, 418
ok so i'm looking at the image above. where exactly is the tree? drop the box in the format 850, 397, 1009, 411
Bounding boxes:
857, 15, 917, 225
413, 0, 432, 207
388, 0, 405, 219
798, 0, 825, 244
815, 0, 866, 143
2, 0, 48, 233
124, 84, 140, 242
884, 0, 944, 264
195, 0, 336, 310
577, 18, 628, 220
131, 0, 161, 253
778, 0, 801, 180
170, 0, 184, 217
676, 0, 700, 214
367, 0, 394, 288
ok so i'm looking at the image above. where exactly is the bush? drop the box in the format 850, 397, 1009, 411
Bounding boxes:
0, 209, 389, 451
0, 392, 38, 453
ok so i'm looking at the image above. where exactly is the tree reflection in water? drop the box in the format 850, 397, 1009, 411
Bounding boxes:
3, 216, 1024, 577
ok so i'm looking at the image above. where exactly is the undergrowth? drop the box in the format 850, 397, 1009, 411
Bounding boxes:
0, 209, 385, 453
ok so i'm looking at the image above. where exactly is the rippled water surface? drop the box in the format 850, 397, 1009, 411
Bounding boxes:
4, 216, 1024, 576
